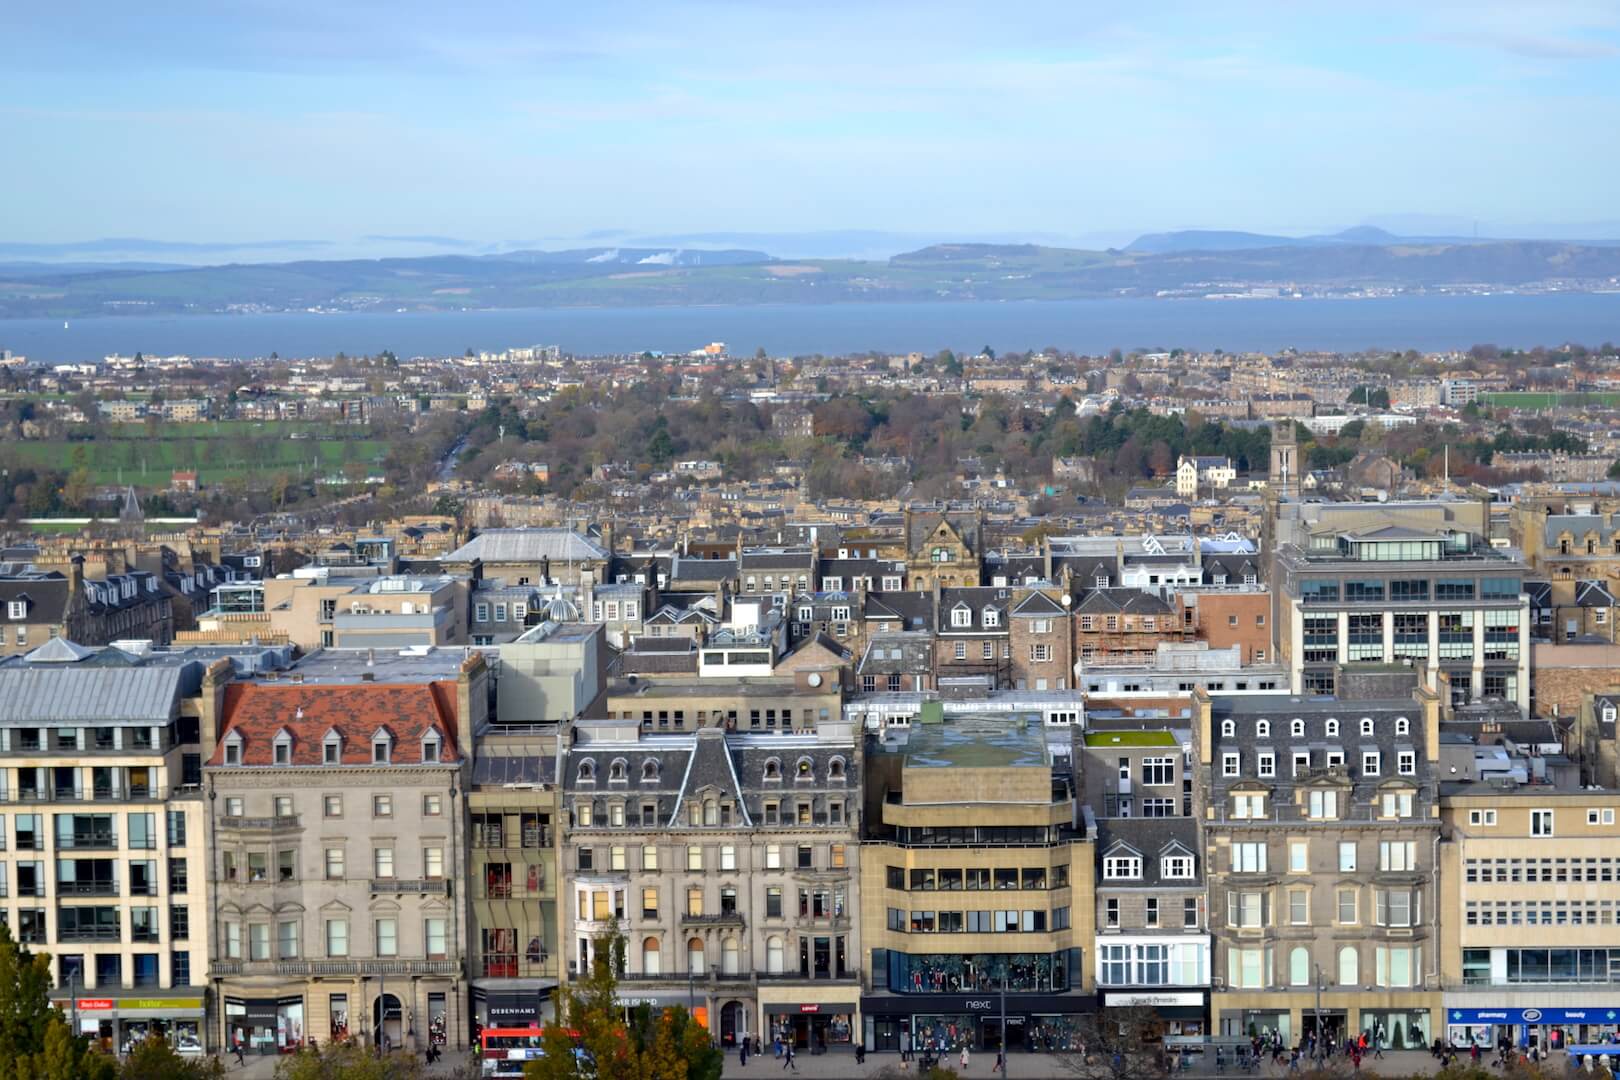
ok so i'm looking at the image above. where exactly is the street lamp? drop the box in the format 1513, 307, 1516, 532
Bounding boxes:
1314, 963, 1325, 1068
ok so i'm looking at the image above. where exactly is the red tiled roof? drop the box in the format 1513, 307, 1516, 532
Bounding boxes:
209, 681, 461, 766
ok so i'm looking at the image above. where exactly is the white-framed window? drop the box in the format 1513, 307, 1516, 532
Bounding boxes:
951, 606, 972, 628
1103, 855, 1142, 879
1589, 808, 1616, 826
1221, 752, 1241, 777
1468, 808, 1497, 826
1255, 720, 1270, 738
1257, 752, 1276, 778
1232, 842, 1268, 873
1531, 809, 1555, 837
1362, 751, 1381, 777
1360, 718, 1375, 736
954, 642, 967, 660
1231, 793, 1266, 819
1142, 757, 1175, 786
1162, 854, 1194, 879
1397, 750, 1415, 776
1378, 840, 1416, 872
1291, 719, 1305, 738
982, 607, 999, 628
1381, 792, 1413, 819
1230, 947, 1267, 988
1220, 719, 1236, 737
494, 603, 508, 622
1288, 839, 1308, 873
6, 601, 25, 620
1292, 751, 1310, 777
1307, 790, 1338, 820
1395, 717, 1410, 735
1325, 719, 1340, 737
1231, 892, 1266, 929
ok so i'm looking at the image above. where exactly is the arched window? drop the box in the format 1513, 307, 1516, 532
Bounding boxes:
1220, 719, 1236, 737
609, 758, 627, 782
1394, 717, 1409, 736
796, 758, 814, 780
763, 759, 782, 780
1256, 720, 1270, 738
1360, 718, 1375, 736
1338, 946, 1358, 986
1325, 719, 1339, 737
642, 937, 661, 976
766, 936, 784, 974
1290, 947, 1310, 986
577, 760, 595, 782
722, 938, 740, 975
687, 937, 705, 976
1291, 719, 1305, 738
641, 760, 659, 782
828, 757, 847, 782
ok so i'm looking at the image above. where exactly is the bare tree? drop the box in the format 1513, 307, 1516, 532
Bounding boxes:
1058, 1007, 1171, 1080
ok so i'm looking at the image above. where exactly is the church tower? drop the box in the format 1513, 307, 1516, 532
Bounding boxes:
1269, 420, 1298, 498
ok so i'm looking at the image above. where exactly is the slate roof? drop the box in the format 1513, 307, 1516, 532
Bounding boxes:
1203, 553, 1262, 582
0, 574, 70, 624
1010, 591, 1066, 618
937, 587, 1010, 633
1095, 818, 1203, 889
668, 555, 737, 584
1073, 588, 1175, 616
864, 591, 934, 630
209, 682, 461, 766
0, 666, 183, 724
445, 528, 608, 564
858, 632, 933, 675
1576, 580, 1617, 608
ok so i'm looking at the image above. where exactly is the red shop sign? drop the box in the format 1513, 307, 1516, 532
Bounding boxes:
799, 1005, 820, 1013
77, 999, 114, 1011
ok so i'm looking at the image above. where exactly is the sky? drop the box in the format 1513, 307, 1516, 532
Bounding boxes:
3, 0, 1619, 260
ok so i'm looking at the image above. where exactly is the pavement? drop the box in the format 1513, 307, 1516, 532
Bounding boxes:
216, 1046, 1463, 1078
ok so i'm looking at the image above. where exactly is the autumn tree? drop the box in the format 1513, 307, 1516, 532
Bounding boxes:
273, 1041, 421, 1080
120, 1036, 223, 1080
0, 922, 115, 1080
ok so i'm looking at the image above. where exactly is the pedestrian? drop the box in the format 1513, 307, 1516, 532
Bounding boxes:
993, 1049, 1005, 1074
856, 1043, 866, 1065
741, 1040, 749, 1067
774, 1035, 782, 1059
961, 1045, 971, 1071
783, 1043, 797, 1072
233, 1038, 245, 1067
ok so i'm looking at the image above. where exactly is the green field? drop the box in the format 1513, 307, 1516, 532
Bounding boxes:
1481, 391, 1620, 409
3, 421, 389, 486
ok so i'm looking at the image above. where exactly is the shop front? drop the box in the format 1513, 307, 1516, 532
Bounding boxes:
861, 992, 1097, 1054
471, 987, 552, 1033
764, 1002, 855, 1054
225, 997, 304, 1055
1101, 991, 1209, 1045
58, 995, 207, 1056
1445, 1006, 1620, 1051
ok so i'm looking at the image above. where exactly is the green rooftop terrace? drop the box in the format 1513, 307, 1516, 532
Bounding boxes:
1082, 730, 1178, 748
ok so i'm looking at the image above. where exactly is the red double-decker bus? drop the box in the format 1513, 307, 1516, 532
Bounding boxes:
480, 1027, 545, 1076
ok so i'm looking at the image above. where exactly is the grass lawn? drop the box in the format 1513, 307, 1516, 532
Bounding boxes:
4, 423, 389, 486
1481, 391, 1620, 409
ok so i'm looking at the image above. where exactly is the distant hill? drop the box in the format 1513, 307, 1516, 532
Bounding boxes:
6, 239, 1620, 318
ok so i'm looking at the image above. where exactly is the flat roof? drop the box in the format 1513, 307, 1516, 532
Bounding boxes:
904, 714, 1048, 770
1083, 730, 1178, 748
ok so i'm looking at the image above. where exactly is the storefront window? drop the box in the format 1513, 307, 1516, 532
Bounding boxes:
1360, 1010, 1429, 1051
428, 993, 447, 1047
911, 1015, 976, 1053
888, 951, 1070, 994
329, 995, 349, 1042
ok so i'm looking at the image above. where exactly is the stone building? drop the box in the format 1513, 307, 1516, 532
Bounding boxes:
859, 710, 1096, 1054
560, 715, 861, 1049
205, 650, 484, 1056
1195, 688, 1443, 1046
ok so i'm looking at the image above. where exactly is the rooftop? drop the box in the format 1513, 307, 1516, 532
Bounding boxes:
904, 713, 1049, 770
1082, 730, 1179, 748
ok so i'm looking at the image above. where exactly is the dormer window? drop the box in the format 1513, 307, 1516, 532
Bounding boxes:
577, 760, 596, 783
796, 758, 814, 781
421, 729, 442, 764
1325, 719, 1339, 737
763, 759, 782, 781
609, 759, 628, 783
951, 605, 972, 629
1290, 719, 1305, 738
371, 731, 392, 765
1605, 706, 1618, 726
982, 607, 999, 629
6, 600, 24, 620
1360, 718, 1375, 736
1162, 853, 1195, 879
641, 760, 659, 782
272, 729, 293, 767
1220, 719, 1235, 738
828, 758, 847, 782
322, 729, 342, 765
1103, 854, 1142, 879
223, 731, 243, 766
1395, 717, 1410, 735
1255, 720, 1270, 738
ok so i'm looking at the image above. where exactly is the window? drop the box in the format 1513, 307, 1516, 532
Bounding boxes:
1221, 753, 1240, 777
1232, 892, 1266, 928
1220, 719, 1236, 738
1185, 898, 1199, 928
373, 847, 395, 879
325, 919, 349, 957
371, 733, 391, 765
375, 918, 398, 957
765, 844, 781, 869
278, 921, 299, 959
325, 848, 344, 880
1468, 809, 1497, 827
1307, 790, 1338, 820
720, 845, 736, 871
425, 918, 446, 960
1338, 842, 1357, 872
1338, 945, 1359, 985
1397, 751, 1415, 776
1145, 898, 1160, 927
1362, 751, 1381, 777
323, 795, 343, 818
1231, 793, 1266, 819
225, 921, 241, 960
1531, 810, 1555, 837
1289, 891, 1309, 926
224, 797, 245, 817
1289, 840, 1308, 873
1257, 752, 1275, 778
1162, 854, 1194, 879
1103, 855, 1142, 879
1589, 808, 1616, 826
1141, 757, 1174, 786
1290, 719, 1305, 738
1378, 840, 1416, 872
643, 888, 660, 919
1232, 843, 1268, 873
1290, 946, 1310, 986
642, 845, 658, 871
1106, 899, 1120, 927
373, 794, 393, 818
250, 923, 270, 961
687, 845, 703, 871
766, 887, 782, 918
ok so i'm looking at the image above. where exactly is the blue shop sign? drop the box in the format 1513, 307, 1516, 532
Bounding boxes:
1449, 1008, 1620, 1026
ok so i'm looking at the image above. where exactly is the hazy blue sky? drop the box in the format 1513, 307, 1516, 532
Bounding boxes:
3, 0, 1618, 255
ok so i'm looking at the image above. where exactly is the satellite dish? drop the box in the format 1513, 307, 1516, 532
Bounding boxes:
806, 672, 823, 687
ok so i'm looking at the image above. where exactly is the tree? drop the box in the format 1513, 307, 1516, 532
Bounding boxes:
0, 922, 114, 1080
119, 1036, 223, 1080
525, 925, 719, 1080
1058, 1007, 1170, 1080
